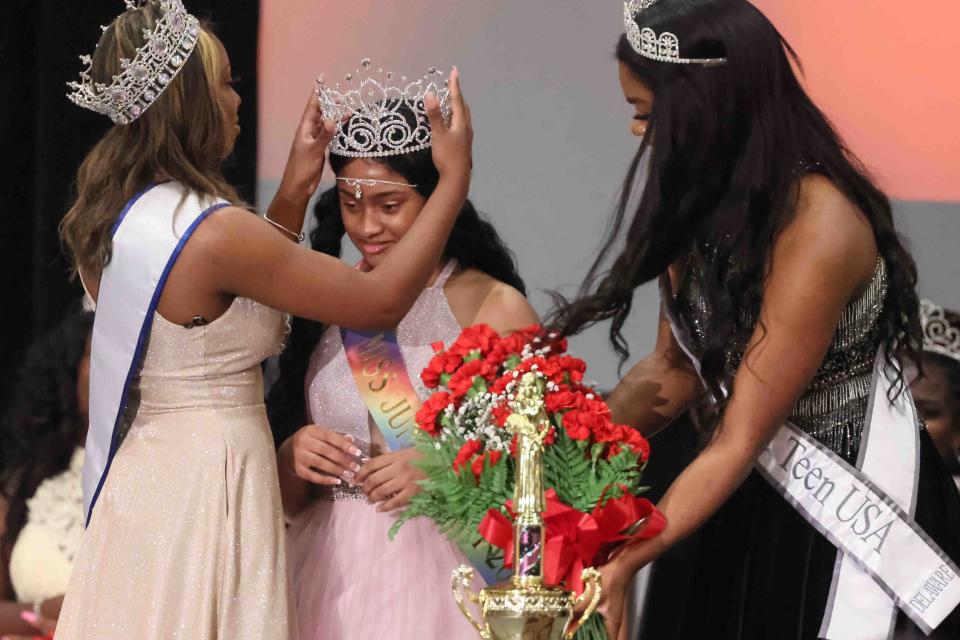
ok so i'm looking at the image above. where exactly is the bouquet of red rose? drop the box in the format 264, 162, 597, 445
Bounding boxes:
391, 324, 665, 639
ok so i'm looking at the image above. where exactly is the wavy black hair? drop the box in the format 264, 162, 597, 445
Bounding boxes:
550, 0, 921, 405
267, 140, 526, 447
1, 310, 93, 547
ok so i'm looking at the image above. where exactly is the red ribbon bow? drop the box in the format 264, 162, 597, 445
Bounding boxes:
478, 488, 666, 595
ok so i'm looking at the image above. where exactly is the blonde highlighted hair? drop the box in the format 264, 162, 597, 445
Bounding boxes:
60, 2, 240, 278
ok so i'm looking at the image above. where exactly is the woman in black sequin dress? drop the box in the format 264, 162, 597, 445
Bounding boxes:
552, 1, 960, 638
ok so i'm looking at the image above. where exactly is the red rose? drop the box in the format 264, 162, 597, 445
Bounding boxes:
545, 390, 581, 413
488, 333, 528, 361
447, 359, 497, 398
579, 396, 612, 421
421, 351, 464, 389
471, 449, 503, 479
544, 426, 557, 445
552, 356, 587, 384
619, 426, 650, 461
512, 325, 545, 344
490, 372, 514, 396
593, 419, 622, 443
415, 392, 453, 436
450, 324, 501, 358
453, 439, 483, 472
544, 335, 569, 354
561, 410, 595, 441
491, 403, 512, 428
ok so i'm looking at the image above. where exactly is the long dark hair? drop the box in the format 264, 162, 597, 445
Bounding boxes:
1, 310, 93, 547
267, 146, 526, 447
551, 0, 921, 403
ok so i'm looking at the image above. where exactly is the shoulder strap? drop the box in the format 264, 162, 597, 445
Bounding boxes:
430, 259, 459, 289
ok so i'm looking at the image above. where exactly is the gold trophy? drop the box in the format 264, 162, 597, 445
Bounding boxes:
452, 372, 602, 640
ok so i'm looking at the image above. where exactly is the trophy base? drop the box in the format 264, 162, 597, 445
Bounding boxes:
480, 581, 574, 640
485, 614, 570, 640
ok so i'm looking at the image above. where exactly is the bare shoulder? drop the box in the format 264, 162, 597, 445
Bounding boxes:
775, 175, 878, 286
446, 269, 539, 333
183, 205, 280, 265
189, 205, 261, 246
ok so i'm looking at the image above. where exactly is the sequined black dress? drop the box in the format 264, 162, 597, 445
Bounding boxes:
638, 257, 960, 640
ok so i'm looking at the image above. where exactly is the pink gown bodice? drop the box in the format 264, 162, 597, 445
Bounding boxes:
304, 260, 461, 458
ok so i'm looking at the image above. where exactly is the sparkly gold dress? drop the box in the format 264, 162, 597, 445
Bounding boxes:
56, 298, 293, 640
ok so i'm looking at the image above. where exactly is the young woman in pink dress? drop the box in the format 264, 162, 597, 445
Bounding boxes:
268, 94, 539, 639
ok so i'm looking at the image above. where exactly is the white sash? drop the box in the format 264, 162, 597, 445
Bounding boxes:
660, 279, 960, 637
82, 182, 228, 524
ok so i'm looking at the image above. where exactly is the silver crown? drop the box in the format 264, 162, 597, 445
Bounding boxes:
67, 0, 200, 125
624, 0, 727, 66
316, 59, 452, 158
921, 300, 960, 363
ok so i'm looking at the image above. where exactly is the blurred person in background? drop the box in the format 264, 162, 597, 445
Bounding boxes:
0, 310, 93, 639
915, 300, 960, 487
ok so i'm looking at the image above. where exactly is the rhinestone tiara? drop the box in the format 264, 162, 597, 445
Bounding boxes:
624, 0, 727, 66
67, 0, 200, 125
921, 300, 960, 363
316, 58, 452, 158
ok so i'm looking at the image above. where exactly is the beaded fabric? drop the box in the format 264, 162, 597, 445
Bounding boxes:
669, 255, 888, 459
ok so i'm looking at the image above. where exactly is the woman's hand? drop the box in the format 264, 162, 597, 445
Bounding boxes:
1, 609, 57, 640
597, 560, 632, 640
427, 67, 473, 181
276, 88, 336, 206
569, 557, 635, 640
355, 449, 427, 512
278, 425, 362, 485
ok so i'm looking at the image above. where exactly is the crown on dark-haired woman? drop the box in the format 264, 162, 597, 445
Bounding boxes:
921, 300, 960, 363
66, 0, 200, 125
624, 0, 728, 66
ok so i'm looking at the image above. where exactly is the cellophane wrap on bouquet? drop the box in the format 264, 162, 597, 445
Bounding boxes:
390, 325, 666, 639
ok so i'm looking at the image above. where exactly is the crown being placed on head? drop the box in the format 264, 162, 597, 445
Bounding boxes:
67, 0, 200, 125
921, 300, 960, 363
316, 59, 452, 158
624, 0, 727, 66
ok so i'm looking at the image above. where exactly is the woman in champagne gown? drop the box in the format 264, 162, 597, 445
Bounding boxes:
54, 3, 473, 638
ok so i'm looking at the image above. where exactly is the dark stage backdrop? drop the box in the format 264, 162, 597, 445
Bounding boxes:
0, 0, 260, 377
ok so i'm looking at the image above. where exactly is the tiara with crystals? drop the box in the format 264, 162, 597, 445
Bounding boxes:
921, 300, 960, 363
67, 0, 200, 125
624, 0, 727, 66
316, 58, 452, 158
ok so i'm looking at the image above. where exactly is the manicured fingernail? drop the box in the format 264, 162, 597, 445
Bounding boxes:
346, 435, 355, 442
359, 455, 371, 463
20, 611, 37, 624
342, 470, 355, 481
350, 447, 362, 456
349, 462, 360, 472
